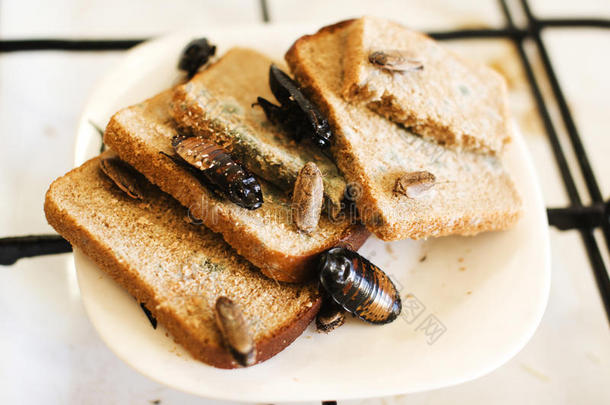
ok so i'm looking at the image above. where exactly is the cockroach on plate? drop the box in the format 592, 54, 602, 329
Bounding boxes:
316, 294, 346, 333
318, 247, 402, 324
163, 136, 263, 210
256, 64, 332, 149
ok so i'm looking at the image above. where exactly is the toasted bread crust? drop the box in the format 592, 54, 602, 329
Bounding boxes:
44, 154, 322, 369
286, 21, 522, 241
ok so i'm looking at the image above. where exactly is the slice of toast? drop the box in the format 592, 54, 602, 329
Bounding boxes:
341, 17, 511, 155
171, 47, 347, 215
44, 152, 321, 369
286, 20, 522, 241
104, 90, 369, 282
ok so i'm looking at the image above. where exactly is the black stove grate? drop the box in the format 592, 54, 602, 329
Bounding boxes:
497, 0, 610, 323
0, 0, 608, 327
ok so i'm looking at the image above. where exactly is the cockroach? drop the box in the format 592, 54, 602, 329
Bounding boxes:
165, 136, 263, 210
369, 50, 424, 72
269, 64, 332, 149
99, 157, 146, 199
292, 162, 324, 234
316, 295, 346, 333
178, 37, 216, 78
255, 96, 305, 139
318, 247, 401, 324
256, 64, 332, 149
394, 171, 436, 198
214, 297, 256, 367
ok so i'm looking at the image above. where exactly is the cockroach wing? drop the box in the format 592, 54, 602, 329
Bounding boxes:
173, 136, 224, 171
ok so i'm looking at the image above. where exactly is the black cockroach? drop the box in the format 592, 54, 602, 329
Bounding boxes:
269, 64, 332, 149
255, 96, 299, 131
164, 136, 263, 210
178, 37, 216, 78
256, 64, 332, 149
318, 247, 402, 324
255, 97, 310, 145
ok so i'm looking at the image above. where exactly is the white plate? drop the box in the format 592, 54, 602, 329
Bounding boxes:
73, 24, 550, 402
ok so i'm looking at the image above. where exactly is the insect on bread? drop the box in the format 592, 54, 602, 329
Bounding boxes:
292, 162, 324, 234
99, 157, 147, 200
256, 65, 333, 150
163, 136, 264, 210
394, 170, 436, 198
214, 297, 256, 367
369, 50, 424, 72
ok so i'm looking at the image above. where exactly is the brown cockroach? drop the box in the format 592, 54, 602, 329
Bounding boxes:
99, 157, 146, 199
292, 162, 324, 234
165, 136, 263, 210
369, 50, 424, 72
394, 170, 436, 198
318, 247, 401, 324
214, 296, 256, 367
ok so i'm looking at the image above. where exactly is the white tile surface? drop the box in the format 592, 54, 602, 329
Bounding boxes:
541, 30, 610, 197
530, 0, 610, 18
0, 52, 122, 237
268, 0, 505, 29
0, 0, 260, 38
1, 0, 609, 404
